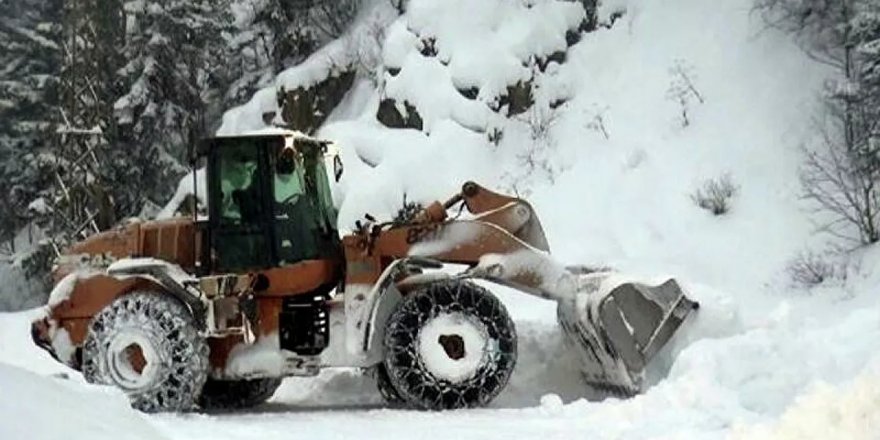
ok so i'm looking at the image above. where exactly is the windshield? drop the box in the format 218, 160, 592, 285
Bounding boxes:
303, 149, 338, 231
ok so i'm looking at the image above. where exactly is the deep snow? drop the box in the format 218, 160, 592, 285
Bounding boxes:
3, 0, 878, 439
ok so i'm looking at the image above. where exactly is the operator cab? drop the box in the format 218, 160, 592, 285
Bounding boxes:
196, 133, 341, 273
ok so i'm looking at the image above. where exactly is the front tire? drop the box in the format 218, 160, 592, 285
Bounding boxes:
383, 281, 517, 410
82, 291, 209, 412
198, 378, 283, 410
374, 363, 405, 407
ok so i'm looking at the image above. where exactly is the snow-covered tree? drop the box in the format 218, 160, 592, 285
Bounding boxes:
114, 0, 234, 209
225, 0, 361, 106
759, 0, 880, 244
0, 0, 62, 252
42, 0, 126, 242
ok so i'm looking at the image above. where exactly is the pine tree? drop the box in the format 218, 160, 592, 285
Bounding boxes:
114, 0, 234, 209
37, 0, 126, 248
0, 0, 62, 253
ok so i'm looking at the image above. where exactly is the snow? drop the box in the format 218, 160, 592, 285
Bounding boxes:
407, 221, 484, 257
417, 312, 488, 383
224, 334, 286, 378
106, 258, 199, 292
156, 167, 207, 220
216, 4, 400, 136
387, 0, 583, 128
730, 364, 880, 440
0, 259, 49, 312
4, 0, 877, 438
27, 197, 49, 214
47, 272, 80, 308
0, 363, 167, 440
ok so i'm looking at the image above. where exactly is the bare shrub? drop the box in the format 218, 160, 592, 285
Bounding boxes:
522, 104, 559, 144
666, 59, 704, 128
786, 251, 841, 288
500, 105, 561, 197
756, 0, 880, 247
516, 105, 561, 185
691, 174, 739, 215
584, 104, 610, 139
801, 115, 880, 245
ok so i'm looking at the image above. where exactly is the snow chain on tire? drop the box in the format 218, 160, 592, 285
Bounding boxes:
82, 291, 209, 412
383, 280, 517, 410
374, 363, 405, 407
198, 378, 283, 410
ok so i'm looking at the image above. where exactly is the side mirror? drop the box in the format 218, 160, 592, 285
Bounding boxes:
333, 155, 344, 182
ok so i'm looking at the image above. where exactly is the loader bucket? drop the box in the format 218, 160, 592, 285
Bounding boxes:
557, 277, 697, 395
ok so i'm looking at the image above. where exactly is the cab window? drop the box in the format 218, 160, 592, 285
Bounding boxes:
217, 141, 261, 224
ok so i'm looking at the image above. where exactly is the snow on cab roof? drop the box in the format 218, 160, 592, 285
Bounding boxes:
212, 127, 316, 141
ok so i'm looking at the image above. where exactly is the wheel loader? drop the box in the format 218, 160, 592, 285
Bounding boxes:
30, 131, 697, 412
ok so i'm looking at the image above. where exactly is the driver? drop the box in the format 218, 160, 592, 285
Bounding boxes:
275, 146, 305, 210
220, 152, 256, 220
274, 146, 317, 263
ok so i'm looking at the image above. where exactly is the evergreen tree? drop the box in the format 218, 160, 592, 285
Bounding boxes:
0, 0, 62, 253
114, 0, 234, 208
28, 0, 127, 253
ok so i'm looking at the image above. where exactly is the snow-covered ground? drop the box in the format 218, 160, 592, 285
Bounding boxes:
3, 0, 879, 439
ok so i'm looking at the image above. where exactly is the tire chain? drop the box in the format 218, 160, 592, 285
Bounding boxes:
384, 281, 517, 410
82, 292, 209, 412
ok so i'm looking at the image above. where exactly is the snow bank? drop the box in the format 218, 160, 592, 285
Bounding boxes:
0, 309, 75, 376
0, 363, 167, 440
730, 358, 880, 440
383, 0, 583, 132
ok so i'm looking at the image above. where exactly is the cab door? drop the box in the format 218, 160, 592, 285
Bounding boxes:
205, 137, 276, 272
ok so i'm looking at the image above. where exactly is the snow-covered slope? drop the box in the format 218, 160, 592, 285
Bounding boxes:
5, 0, 880, 439
212, 0, 880, 436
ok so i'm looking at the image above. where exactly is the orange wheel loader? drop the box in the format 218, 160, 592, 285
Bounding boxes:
30, 131, 697, 412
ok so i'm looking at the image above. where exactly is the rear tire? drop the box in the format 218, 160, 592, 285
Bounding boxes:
82, 291, 209, 413
198, 378, 283, 410
383, 280, 517, 410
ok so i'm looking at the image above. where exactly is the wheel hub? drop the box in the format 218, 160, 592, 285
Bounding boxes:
106, 332, 161, 391
124, 343, 147, 374
418, 312, 489, 383
438, 334, 466, 360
